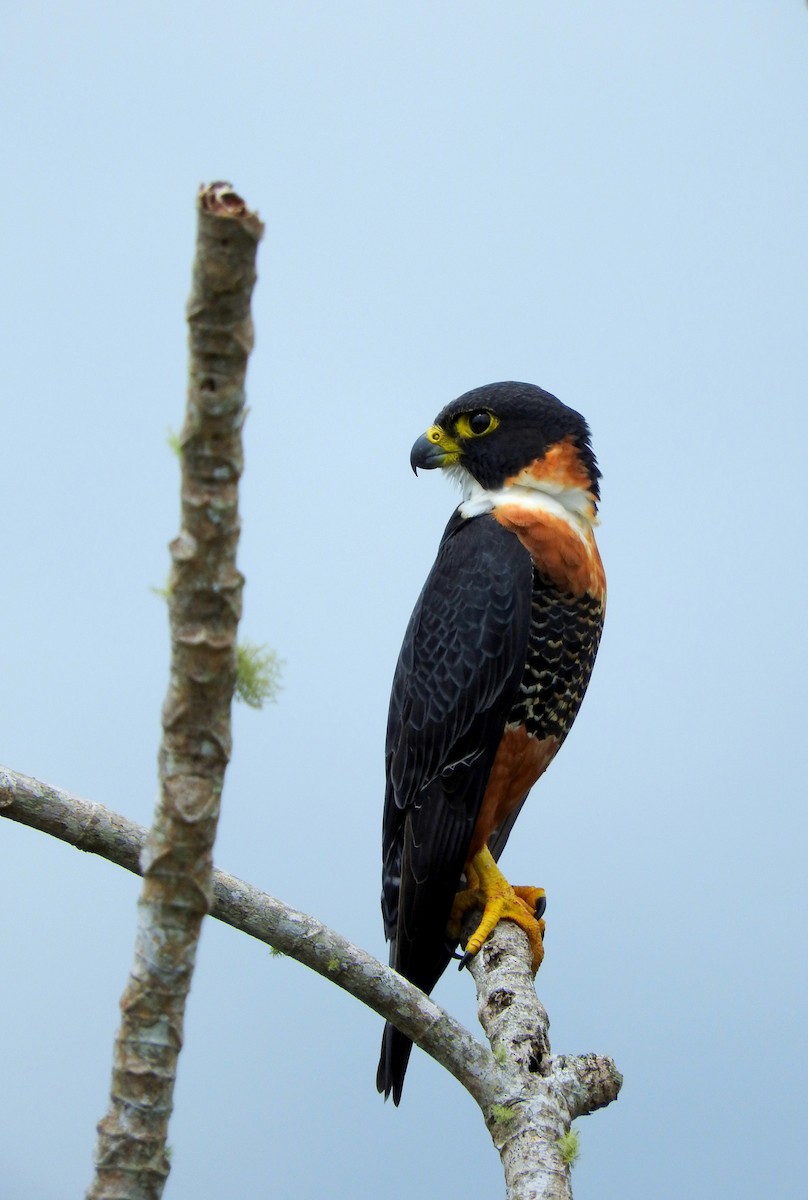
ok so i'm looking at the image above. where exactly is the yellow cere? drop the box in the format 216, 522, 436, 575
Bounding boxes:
426, 424, 461, 455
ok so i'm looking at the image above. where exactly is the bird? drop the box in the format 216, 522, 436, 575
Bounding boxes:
376, 381, 606, 1104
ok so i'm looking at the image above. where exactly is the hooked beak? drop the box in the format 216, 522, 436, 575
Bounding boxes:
410, 425, 461, 474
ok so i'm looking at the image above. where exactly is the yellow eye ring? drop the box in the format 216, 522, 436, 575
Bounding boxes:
455, 410, 499, 439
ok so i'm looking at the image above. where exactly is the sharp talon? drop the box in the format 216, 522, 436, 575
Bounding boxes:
458, 950, 474, 971
534, 894, 547, 920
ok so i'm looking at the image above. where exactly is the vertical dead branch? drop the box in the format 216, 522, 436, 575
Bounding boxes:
87, 183, 263, 1200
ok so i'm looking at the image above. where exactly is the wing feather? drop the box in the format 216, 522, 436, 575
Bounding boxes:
378, 511, 531, 1102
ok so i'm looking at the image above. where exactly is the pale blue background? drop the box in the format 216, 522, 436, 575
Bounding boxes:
1, 3, 806, 1198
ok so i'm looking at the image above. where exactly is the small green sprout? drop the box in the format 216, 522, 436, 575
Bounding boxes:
150, 579, 173, 601
235, 642, 283, 708
557, 1128, 580, 1167
167, 428, 183, 457
269, 946, 285, 958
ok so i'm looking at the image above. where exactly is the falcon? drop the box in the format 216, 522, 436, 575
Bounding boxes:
377, 381, 606, 1104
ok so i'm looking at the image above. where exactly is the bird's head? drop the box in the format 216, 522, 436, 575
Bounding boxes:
410, 381, 600, 505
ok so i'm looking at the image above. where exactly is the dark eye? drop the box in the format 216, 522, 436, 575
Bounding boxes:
468, 410, 492, 434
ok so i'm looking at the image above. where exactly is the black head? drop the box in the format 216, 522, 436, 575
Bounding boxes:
410, 381, 600, 499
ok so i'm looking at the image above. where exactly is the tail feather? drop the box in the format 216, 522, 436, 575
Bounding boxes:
376, 1021, 414, 1105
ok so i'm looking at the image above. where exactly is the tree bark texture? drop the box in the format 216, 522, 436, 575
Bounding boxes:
465, 921, 621, 1199
2, 764, 622, 1200
85, 183, 264, 1200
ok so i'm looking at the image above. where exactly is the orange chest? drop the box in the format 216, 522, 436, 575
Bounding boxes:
492, 504, 606, 602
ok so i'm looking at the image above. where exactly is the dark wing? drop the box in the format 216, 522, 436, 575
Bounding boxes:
377, 510, 532, 1102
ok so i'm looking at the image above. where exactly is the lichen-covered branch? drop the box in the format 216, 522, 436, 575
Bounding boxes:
465, 919, 622, 1199
85, 183, 264, 1200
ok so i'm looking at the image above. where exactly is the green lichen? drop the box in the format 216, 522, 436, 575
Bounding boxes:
326, 956, 340, 972
490, 1103, 516, 1125
557, 1128, 580, 1167
235, 642, 283, 708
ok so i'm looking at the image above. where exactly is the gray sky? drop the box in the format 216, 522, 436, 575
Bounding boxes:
2, 3, 806, 1198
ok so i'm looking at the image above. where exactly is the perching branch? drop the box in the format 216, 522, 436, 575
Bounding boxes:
85, 183, 264, 1200
1, 764, 622, 1200
465, 919, 621, 1198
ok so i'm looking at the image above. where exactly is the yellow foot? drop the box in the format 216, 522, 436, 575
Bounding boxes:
447, 846, 546, 974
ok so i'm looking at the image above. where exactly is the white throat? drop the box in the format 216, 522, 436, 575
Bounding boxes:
449, 465, 597, 531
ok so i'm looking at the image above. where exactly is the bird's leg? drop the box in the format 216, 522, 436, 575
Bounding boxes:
448, 845, 546, 973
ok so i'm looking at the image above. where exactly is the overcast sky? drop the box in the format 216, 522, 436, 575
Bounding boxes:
2, 3, 807, 1198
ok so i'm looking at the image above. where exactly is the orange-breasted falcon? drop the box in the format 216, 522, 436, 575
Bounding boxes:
377, 381, 606, 1104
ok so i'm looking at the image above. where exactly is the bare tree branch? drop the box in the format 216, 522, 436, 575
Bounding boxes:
84, 182, 263, 1200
